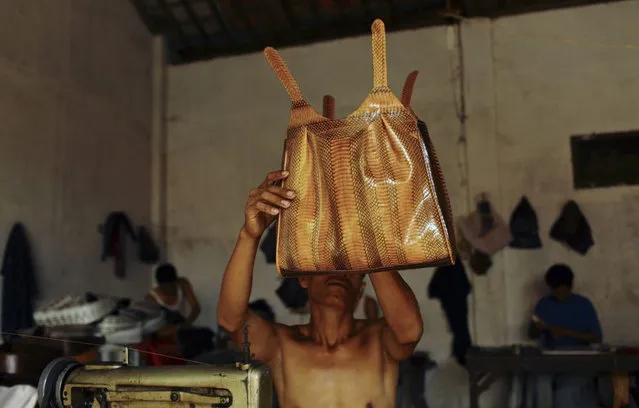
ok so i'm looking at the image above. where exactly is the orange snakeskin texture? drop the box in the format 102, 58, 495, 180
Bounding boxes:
264, 19, 456, 276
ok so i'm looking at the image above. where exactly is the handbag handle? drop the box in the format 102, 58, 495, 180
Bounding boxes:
322, 95, 335, 119
266, 19, 390, 99
401, 71, 419, 107
371, 19, 388, 89
264, 47, 306, 105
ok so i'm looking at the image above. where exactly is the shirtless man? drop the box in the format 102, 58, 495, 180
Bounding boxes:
218, 170, 424, 408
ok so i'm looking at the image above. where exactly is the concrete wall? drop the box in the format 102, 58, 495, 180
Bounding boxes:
0, 1, 154, 304
167, 1, 639, 406
479, 1, 639, 346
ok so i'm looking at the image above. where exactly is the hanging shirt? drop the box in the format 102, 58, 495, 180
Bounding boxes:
1, 223, 37, 337
550, 200, 594, 255
509, 196, 542, 249
427, 257, 473, 365
149, 281, 191, 319
531, 294, 602, 348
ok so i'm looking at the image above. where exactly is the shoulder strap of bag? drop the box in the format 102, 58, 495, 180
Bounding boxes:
264, 47, 306, 105
322, 95, 335, 119
371, 19, 388, 89
401, 71, 419, 106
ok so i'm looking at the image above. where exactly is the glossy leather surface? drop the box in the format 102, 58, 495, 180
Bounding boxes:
265, 19, 455, 276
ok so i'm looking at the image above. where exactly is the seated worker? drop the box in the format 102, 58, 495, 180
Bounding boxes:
528, 263, 602, 408
218, 170, 424, 408
529, 263, 602, 348
147, 263, 213, 360
147, 263, 201, 326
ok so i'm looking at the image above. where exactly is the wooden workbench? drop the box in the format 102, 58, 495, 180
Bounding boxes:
466, 346, 639, 408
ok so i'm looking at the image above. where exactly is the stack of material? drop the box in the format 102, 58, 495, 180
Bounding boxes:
33, 294, 167, 348
98, 301, 165, 345
33, 295, 118, 328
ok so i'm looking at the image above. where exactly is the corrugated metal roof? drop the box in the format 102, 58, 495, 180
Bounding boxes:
131, 0, 623, 64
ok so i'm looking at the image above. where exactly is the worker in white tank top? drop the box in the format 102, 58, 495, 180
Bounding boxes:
146, 263, 201, 326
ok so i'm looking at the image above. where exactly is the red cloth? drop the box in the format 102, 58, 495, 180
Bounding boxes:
136, 338, 184, 366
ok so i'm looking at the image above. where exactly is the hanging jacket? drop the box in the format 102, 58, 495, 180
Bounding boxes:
550, 200, 594, 255
1, 223, 37, 337
509, 196, 542, 249
100, 212, 137, 278
427, 257, 472, 366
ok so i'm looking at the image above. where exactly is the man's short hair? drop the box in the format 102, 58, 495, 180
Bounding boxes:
155, 263, 178, 284
249, 299, 276, 323
545, 264, 574, 289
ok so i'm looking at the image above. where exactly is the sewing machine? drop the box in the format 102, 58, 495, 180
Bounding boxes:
37, 327, 273, 408
37, 357, 272, 407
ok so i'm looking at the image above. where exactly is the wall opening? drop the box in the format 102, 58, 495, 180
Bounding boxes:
571, 130, 639, 190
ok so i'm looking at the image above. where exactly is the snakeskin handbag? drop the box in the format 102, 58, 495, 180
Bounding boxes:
265, 19, 455, 276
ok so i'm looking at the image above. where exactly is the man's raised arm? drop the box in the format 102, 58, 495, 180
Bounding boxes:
217, 170, 294, 364
370, 271, 423, 361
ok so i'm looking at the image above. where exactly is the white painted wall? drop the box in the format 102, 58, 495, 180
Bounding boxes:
483, 2, 639, 346
0, 1, 154, 304
167, 1, 639, 406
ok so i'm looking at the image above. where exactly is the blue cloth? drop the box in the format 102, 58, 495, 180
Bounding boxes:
527, 373, 599, 408
531, 294, 602, 348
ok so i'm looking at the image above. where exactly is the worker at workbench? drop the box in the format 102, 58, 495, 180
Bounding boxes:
528, 263, 602, 408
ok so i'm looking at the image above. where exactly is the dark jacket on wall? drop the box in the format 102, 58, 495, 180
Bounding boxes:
550, 200, 594, 255
1, 223, 37, 337
428, 257, 472, 366
509, 196, 542, 249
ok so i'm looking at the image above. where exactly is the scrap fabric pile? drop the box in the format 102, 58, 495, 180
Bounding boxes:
33, 294, 165, 346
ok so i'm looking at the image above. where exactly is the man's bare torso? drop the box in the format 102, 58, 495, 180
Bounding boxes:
268, 319, 398, 408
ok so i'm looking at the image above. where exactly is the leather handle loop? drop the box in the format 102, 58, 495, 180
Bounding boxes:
401, 71, 419, 107
371, 19, 388, 88
264, 47, 305, 104
323, 95, 335, 119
